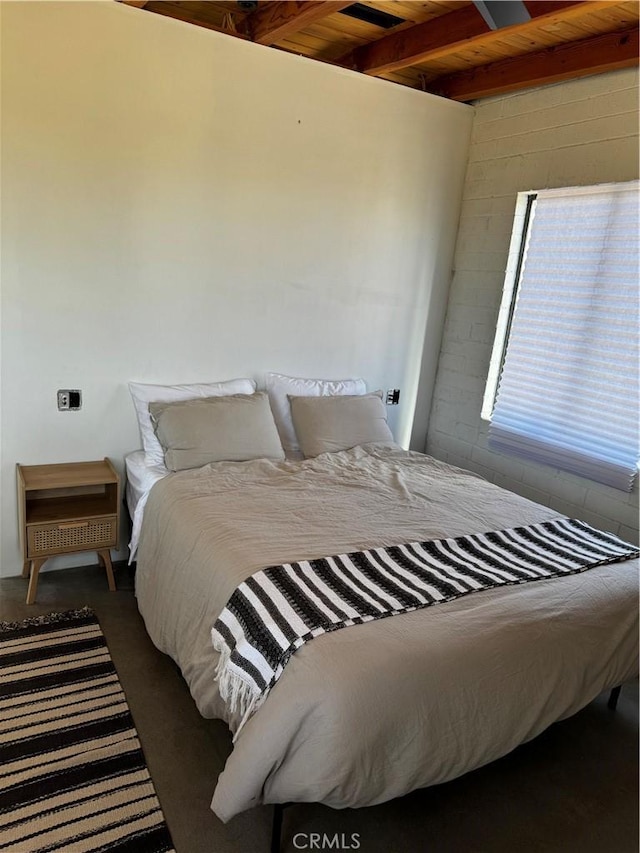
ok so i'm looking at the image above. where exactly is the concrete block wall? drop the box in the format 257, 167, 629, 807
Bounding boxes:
427, 68, 639, 543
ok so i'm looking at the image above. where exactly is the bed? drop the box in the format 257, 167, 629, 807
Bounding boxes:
129, 405, 639, 827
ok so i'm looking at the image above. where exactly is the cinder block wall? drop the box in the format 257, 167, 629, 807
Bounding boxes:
427, 68, 639, 543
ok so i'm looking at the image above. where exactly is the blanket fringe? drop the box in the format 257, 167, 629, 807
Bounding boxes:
213, 635, 264, 740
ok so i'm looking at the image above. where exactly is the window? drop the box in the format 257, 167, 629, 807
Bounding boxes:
483, 181, 639, 491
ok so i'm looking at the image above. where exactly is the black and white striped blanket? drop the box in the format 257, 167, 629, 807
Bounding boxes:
211, 517, 638, 734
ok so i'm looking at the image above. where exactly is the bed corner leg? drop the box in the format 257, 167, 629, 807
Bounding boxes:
270, 803, 285, 853
607, 685, 622, 710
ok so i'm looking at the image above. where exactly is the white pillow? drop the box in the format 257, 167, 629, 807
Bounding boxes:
265, 372, 367, 456
129, 378, 256, 466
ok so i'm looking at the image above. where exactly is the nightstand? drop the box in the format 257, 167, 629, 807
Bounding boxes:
16, 459, 120, 604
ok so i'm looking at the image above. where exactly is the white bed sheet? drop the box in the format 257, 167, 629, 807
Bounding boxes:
124, 450, 168, 561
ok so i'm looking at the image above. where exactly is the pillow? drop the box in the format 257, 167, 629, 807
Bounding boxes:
265, 372, 367, 456
149, 392, 285, 471
289, 392, 394, 458
129, 378, 256, 466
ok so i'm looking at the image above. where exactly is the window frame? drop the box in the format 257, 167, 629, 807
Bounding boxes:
481, 179, 639, 489
481, 190, 537, 421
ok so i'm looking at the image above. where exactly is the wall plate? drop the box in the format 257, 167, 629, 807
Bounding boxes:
57, 389, 82, 411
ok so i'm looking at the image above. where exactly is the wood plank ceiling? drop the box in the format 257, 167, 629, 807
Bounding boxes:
117, 1, 639, 101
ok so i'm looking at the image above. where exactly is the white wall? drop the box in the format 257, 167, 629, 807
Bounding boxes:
0, 1, 472, 576
427, 68, 639, 543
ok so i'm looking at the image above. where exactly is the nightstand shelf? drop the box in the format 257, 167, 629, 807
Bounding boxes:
17, 459, 120, 604
25, 494, 116, 525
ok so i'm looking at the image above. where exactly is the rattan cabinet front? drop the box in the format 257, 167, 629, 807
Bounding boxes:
27, 515, 118, 558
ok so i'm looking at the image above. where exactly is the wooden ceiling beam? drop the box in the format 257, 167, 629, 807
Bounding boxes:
339, 1, 607, 77
247, 1, 352, 46
427, 25, 639, 102
142, 2, 250, 40
339, 5, 489, 75
117, 1, 149, 7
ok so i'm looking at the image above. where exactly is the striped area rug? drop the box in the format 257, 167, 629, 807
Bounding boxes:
0, 607, 175, 853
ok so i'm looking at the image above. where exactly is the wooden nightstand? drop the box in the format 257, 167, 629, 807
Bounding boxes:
17, 459, 120, 604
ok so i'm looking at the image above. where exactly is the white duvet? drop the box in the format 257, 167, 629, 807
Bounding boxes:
134, 445, 639, 821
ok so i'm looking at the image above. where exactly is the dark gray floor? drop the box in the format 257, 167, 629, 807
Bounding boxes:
1, 563, 638, 853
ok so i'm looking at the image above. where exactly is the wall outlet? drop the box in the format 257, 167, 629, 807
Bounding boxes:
386, 389, 400, 405
57, 389, 82, 411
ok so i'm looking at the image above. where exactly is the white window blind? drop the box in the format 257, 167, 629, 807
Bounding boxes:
488, 181, 639, 491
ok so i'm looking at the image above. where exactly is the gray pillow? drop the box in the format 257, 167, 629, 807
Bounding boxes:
149, 392, 285, 471
289, 393, 394, 458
